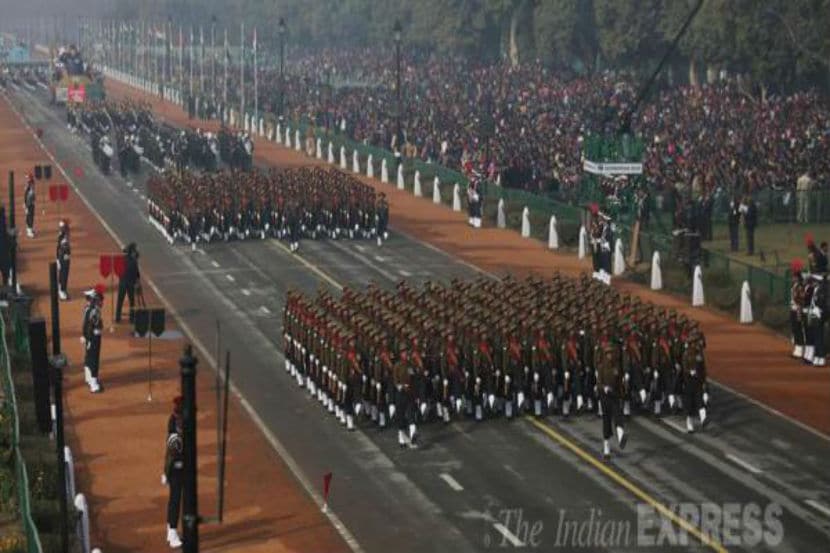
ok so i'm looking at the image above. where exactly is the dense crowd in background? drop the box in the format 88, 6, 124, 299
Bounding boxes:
204, 48, 830, 200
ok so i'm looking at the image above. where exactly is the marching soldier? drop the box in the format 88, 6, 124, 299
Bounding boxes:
681, 330, 708, 432
595, 327, 627, 459
376, 193, 389, 246
393, 342, 418, 448
56, 220, 71, 301
24, 173, 36, 238
82, 284, 105, 393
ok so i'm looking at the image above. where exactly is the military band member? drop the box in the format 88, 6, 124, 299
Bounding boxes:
24, 173, 36, 238
56, 220, 71, 301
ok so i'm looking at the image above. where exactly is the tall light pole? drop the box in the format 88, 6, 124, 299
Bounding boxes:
166, 16, 172, 88
278, 17, 286, 117
211, 15, 216, 100
393, 19, 403, 152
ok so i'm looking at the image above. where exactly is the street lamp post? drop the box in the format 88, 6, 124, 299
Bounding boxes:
211, 15, 217, 101
278, 17, 286, 117
393, 19, 402, 154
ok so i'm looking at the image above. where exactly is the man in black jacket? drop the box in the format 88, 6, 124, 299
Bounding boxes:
115, 243, 141, 323
742, 196, 758, 256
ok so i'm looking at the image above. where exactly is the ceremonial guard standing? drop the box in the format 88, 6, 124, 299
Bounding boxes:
24, 173, 36, 238
162, 396, 184, 549
807, 274, 827, 366
56, 221, 71, 300
790, 260, 806, 359
82, 285, 105, 393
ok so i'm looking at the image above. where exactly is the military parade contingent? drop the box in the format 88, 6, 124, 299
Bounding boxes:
283, 273, 709, 457
146, 166, 389, 250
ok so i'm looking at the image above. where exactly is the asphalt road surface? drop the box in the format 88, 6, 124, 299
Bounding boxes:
6, 82, 830, 553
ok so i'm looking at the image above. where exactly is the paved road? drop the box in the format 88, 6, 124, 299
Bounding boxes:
6, 82, 830, 552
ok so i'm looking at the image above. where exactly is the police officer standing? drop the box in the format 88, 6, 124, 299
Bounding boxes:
115, 243, 141, 323
162, 396, 184, 549
56, 221, 71, 301
24, 173, 36, 238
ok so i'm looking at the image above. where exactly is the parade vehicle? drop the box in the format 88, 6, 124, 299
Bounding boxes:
49, 43, 105, 105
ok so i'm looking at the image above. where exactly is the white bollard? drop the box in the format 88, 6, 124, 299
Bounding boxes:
340, 146, 348, 170
285, 126, 291, 147
692, 265, 705, 307
433, 177, 441, 204
650, 251, 662, 290
64, 446, 76, 501
497, 199, 506, 229
268, 125, 275, 141
414, 171, 422, 197
397, 164, 405, 190
521, 207, 531, 238
367, 154, 374, 178
353, 150, 360, 173
259, 118, 265, 137
381, 159, 389, 183
295, 130, 302, 151
316, 138, 323, 159
453, 184, 462, 212
244, 114, 250, 132
740, 281, 753, 324
578, 225, 588, 259
75, 494, 90, 553
613, 238, 625, 276
548, 215, 559, 249
276, 124, 282, 144
328, 142, 335, 164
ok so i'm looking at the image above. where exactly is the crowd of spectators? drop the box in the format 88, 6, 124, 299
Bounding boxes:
199, 48, 830, 204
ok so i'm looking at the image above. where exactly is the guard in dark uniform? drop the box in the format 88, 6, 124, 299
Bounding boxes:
56, 221, 71, 301
162, 396, 184, 549
375, 193, 389, 246
115, 243, 141, 323
24, 174, 36, 238
83, 284, 105, 393
790, 261, 806, 359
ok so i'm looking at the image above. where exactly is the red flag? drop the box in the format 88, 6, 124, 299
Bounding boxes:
113, 254, 127, 278
322, 472, 333, 511
48, 185, 59, 201
74, 167, 84, 178
58, 184, 69, 201
99, 255, 113, 278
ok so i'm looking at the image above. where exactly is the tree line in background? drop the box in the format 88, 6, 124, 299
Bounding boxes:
20, 0, 830, 93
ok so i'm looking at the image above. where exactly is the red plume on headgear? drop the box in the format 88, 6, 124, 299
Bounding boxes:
94, 283, 107, 297
805, 233, 815, 248
589, 203, 599, 216
791, 259, 804, 274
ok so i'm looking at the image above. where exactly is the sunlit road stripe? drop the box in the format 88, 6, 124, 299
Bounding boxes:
725, 453, 762, 475
492, 523, 525, 547
526, 416, 727, 553
241, 289, 251, 296
439, 473, 464, 492
226, 274, 235, 282
662, 418, 689, 435
805, 499, 830, 519
271, 241, 344, 291
211, 260, 220, 268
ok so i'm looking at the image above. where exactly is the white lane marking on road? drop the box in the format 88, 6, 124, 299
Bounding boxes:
661, 418, 689, 435
725, 453, 762, 475
374, 255, 387, 262
492, 523, 525, 547
805, 499, 830, 518
226, 274, 235, 282
355, 245, 365, 252
211, 260, 220, 268
399, 269, 412, 277
241, 289, 251, 296
439, 473, 464, 492
139, 193, 146, 200
259, 306, 271, 315
7, 92, 366, 553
